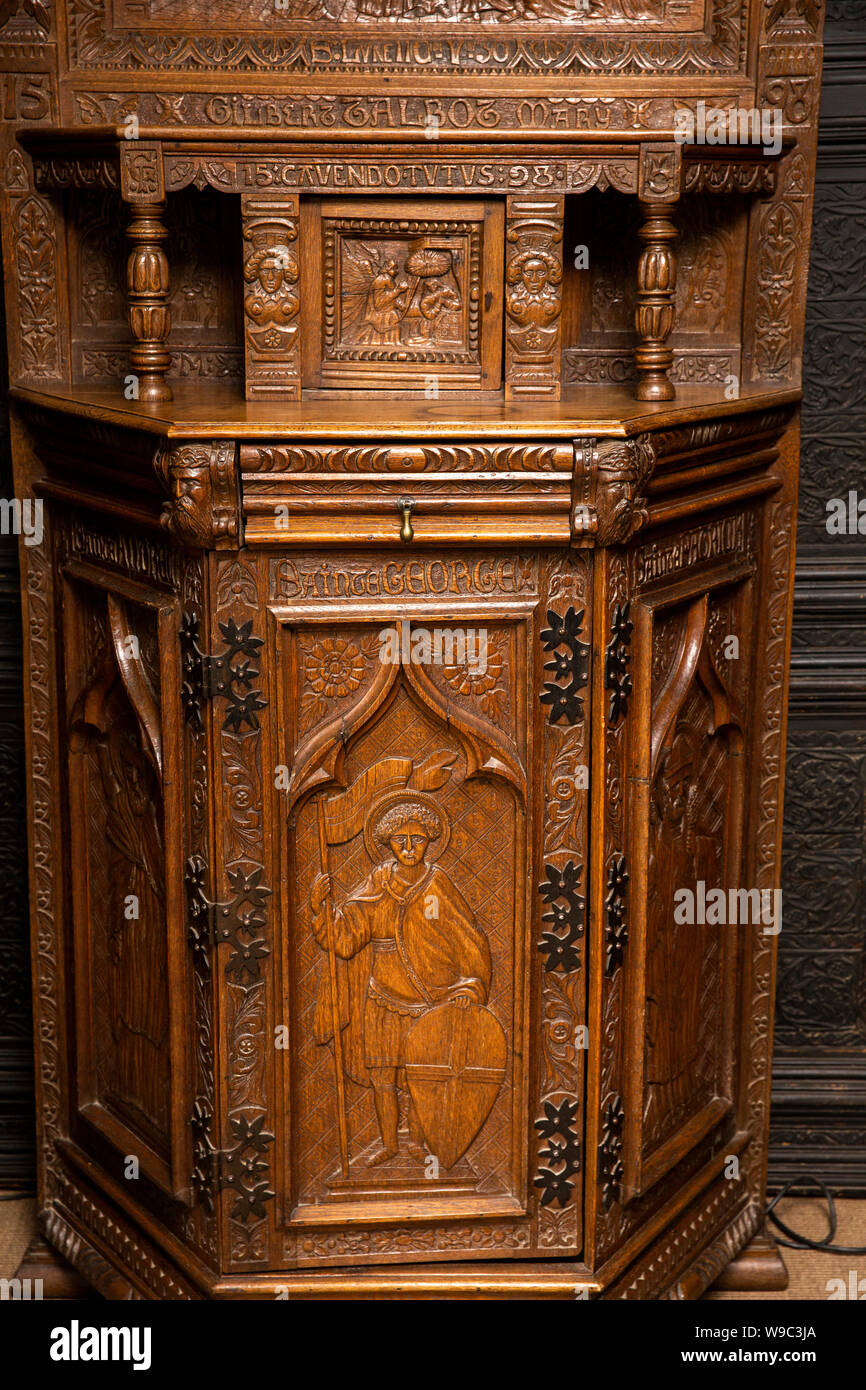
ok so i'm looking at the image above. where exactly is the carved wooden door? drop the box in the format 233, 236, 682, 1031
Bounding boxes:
586, 491, 781, 1272
59, 550, 190, 1199
623, 557, 754, 1200
210, 540, 590, 1268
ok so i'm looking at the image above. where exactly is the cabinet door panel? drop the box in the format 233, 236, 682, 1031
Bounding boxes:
278, 604, 530, 1224
623, 566, 755, 1202
61, 564, 188, 1196
227, 545, 594, 1268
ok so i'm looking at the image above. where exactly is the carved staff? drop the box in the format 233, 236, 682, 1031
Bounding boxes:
316, 799, 350, 1180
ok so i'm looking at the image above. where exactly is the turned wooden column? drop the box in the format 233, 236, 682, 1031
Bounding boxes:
634, 144, 681, 402
120, 142, 172, 404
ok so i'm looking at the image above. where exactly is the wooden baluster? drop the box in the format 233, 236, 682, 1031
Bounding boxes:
634, 200, 678, 402
634, 144, 681, 402
120, 142, 172, 404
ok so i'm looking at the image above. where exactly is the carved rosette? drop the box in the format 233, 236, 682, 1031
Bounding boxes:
154, 442, 239, 549
241, 193, 301, 399
572, 434, 656, 548
505, 196, 564, 400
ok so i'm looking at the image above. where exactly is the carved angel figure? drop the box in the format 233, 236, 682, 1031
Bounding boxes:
341, 243, 410, 346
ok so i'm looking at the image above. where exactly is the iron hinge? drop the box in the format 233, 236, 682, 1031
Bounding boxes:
185, 855, 271, 985
190, 1101, 275, 1223
180, 611, 266, 734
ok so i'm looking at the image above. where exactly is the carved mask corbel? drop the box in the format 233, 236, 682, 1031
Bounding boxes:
571, 434, 656, 548
154, 441, 239, 549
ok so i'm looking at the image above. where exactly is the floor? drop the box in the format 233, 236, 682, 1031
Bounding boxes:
2, 1194, 863, 1298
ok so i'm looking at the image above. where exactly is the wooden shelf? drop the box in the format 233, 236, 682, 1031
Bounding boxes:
12, 380, 801, 441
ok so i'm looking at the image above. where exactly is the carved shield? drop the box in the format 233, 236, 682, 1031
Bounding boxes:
405, 1002, 506, 1170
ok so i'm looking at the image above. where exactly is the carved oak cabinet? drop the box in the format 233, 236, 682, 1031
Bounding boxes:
2, 0, 823, 1299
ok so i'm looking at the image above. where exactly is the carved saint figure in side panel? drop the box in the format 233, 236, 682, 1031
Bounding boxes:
311, 794, 494, 1169
645, 710, 726, 1139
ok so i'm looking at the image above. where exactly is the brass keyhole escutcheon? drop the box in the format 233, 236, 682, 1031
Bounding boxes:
398, 497, 416, 544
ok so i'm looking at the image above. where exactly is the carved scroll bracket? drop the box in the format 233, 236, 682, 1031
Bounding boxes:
154, 441, 240, 549
571, 435, 656, 549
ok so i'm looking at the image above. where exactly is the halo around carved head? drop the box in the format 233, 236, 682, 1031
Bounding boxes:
364, 790, 450, 863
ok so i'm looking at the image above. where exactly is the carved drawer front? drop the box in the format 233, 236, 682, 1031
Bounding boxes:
300, 199, 504, 393
239, 439, 573, 546
59, 559, 188, 1199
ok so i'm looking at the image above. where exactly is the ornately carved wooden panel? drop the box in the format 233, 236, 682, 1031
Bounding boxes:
626, 578, 751, 1199
646, 591, 745, 1153
302, 199, 503, 392
280, 612, 527, 1219
60, 0, 748, 79
58, 555, 190, 1199
62, 578, 171, 1153
227, 547, 592, 1265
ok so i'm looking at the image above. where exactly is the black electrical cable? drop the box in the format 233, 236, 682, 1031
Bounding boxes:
767, 1174, 866, 1255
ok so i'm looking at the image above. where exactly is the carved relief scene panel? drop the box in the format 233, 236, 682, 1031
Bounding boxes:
301, 199, 503, 391
277, 606, 529, 1233
59, 559, 186, 1195
61, 0, 738, 79
623, 555, 756, 1204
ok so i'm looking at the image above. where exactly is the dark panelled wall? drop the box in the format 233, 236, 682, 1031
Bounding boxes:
0, 17, 863, 1191
769, 2, 866, 1193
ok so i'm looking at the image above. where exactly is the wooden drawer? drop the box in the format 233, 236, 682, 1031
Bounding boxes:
239, 439, 573, 545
